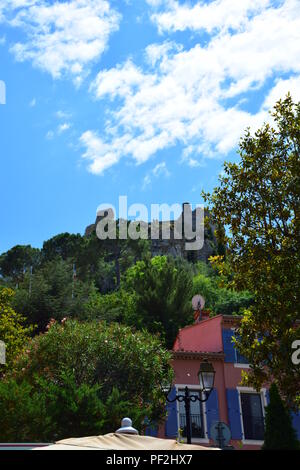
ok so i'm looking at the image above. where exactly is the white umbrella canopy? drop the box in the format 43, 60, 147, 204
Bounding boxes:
36, 433, 219, 450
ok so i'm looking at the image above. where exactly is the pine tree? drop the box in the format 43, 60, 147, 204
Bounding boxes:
262, 384, 299, 450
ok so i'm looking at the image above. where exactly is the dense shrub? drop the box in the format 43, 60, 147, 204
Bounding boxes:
0, 319, 173, 441
262, 384, 299, 450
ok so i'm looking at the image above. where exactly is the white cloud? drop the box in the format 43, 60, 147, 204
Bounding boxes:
58, 122, 71, 134
142, 161, 170, 189
90, 59, 151, 99
152, 161, 170, 177
56, 110, 72, 120
0, 1, 36, 22
45, 122, 72, 140
181, 146, 206, 168
150, 0, 271, 34
81, 0, 300, 174
262, 76, 300, 109
1, 0, 121, 83
145, 41, 182, 67
145, 0, 163, 6
29, 97, 36, 107
142, 174, 151, 188
80, 130, 121, 174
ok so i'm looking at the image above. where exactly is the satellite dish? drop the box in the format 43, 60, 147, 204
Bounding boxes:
192, 295, 205, 311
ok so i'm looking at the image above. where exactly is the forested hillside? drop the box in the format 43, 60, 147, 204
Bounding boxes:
0, 231, 253, 348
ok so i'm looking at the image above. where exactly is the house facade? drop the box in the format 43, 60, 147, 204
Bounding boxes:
156, 313, 300, 450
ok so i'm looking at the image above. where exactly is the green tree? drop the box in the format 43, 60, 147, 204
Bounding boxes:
0, 319, 172, 441
124, 255, 193, 348
203, 94, 300, 406
13, 258, 96, 330
83, 289, 136, 322
80, 226, 150, 290
41, 233, 84, 262
262, 384, 299, 450
192, 262, 253, 316
92, 258, 117, 293
0, 245, 40, 284
98, 227, 151, 288
0, 287, 34, 373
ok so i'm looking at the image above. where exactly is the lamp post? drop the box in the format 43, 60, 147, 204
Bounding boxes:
164, 362, 216, 445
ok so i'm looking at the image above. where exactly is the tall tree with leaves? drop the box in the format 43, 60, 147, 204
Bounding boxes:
41, 233, 85, 262
83, 225, 151, 290
0, 245, 40, 285
262, 384, 299, 450
13, 258, 97, 330
203, 94, 300, 407
124, 256, 193, 348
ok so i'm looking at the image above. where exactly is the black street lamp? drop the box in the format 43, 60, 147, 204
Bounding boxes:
163, 362, 216, 445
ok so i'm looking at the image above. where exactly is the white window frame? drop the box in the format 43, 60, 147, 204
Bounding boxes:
237, 386, 267, 445
175, 384, 210, 444
234, 362, 250, 369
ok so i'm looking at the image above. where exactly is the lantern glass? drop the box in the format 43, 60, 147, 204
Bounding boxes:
198, 362, 215, 393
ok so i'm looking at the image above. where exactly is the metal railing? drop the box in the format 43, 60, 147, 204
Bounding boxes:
179, 413, 204, 438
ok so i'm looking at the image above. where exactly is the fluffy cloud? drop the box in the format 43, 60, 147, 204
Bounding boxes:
80, 130, 122, 174
1, 0, 120, 83
90, 60, 151, 98
80, 0, 300, 174
58, 122, 71, 134
262, 76, 300, 110
149, 0, 271, 34
145, 41, 182, 67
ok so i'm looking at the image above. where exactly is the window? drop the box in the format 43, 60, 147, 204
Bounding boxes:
178, 389, 205, 439
235, 349, 249, 364
240, 392, 264, 440
233, 332, 249, 364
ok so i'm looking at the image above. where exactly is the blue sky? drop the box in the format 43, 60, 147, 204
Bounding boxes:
1, 0, 300, 253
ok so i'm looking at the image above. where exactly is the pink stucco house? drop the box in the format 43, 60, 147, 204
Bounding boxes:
154, 313, 300, 450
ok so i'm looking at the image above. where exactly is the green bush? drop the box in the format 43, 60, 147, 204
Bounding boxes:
192, 266, 253, 316
262, 384, 299, 450
0, 319, 173, 441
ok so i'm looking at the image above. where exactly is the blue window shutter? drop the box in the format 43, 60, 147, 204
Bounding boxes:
144, 417, 158, 437
226, 389, 243, 439
165, 386, 178, 438
222, 329, 236, 363
145, 425, 158, 437
206, 388, 220, 438
291, 411, 300, 440
234, 334, 249, 364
